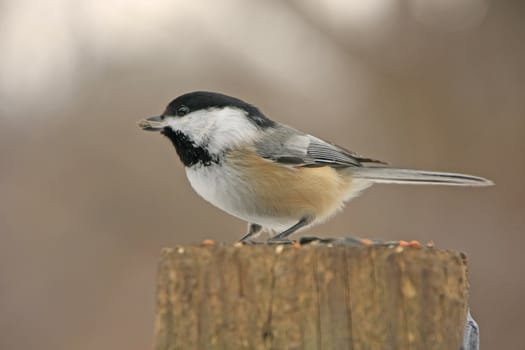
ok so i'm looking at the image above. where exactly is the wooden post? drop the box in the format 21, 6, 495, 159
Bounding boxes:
153, 244, 469, 350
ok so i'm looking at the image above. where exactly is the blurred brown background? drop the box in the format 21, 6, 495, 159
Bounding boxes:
1, 0, 524, 349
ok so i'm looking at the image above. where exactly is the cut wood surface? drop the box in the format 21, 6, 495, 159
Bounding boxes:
154, 244, 469, 350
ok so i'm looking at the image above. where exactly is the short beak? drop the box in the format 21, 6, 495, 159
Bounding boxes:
137, 115, 166, 132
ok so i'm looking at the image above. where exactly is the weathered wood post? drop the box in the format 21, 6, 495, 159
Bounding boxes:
153, 244, 469, 350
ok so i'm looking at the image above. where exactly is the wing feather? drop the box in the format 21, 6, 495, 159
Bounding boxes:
254, 126, 385, 168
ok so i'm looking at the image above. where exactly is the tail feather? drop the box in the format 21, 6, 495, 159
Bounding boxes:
352, 167, 493, 186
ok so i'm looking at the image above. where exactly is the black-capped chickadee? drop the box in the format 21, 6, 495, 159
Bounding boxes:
139, 91, 493, 242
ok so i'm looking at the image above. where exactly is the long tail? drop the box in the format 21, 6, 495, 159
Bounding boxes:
352, 167, 493, 186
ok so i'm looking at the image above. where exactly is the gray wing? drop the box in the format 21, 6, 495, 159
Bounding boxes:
255, 126, 385, 168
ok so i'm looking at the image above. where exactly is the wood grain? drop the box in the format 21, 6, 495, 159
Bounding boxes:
154, 244, 468, 350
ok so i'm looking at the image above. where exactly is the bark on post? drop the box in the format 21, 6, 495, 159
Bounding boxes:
153, 244, 469, 350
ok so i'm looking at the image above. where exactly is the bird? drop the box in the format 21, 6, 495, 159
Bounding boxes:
139, 91, 493, 242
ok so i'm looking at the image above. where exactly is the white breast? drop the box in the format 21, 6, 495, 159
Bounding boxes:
185, 163, 296, 230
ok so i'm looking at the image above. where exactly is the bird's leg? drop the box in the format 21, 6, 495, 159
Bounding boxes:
238, 223, 263, 243
268, 216, 313, 242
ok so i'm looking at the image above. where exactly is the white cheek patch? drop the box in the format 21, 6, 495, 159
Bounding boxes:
166, 107, 260, 153
208, 108, 260, 153
166, 112, 210, 144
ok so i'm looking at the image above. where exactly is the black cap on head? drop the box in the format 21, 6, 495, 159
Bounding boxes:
165, 91, 275, 128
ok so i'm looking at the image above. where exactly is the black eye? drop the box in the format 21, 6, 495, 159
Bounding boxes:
177, 105, 189, 116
